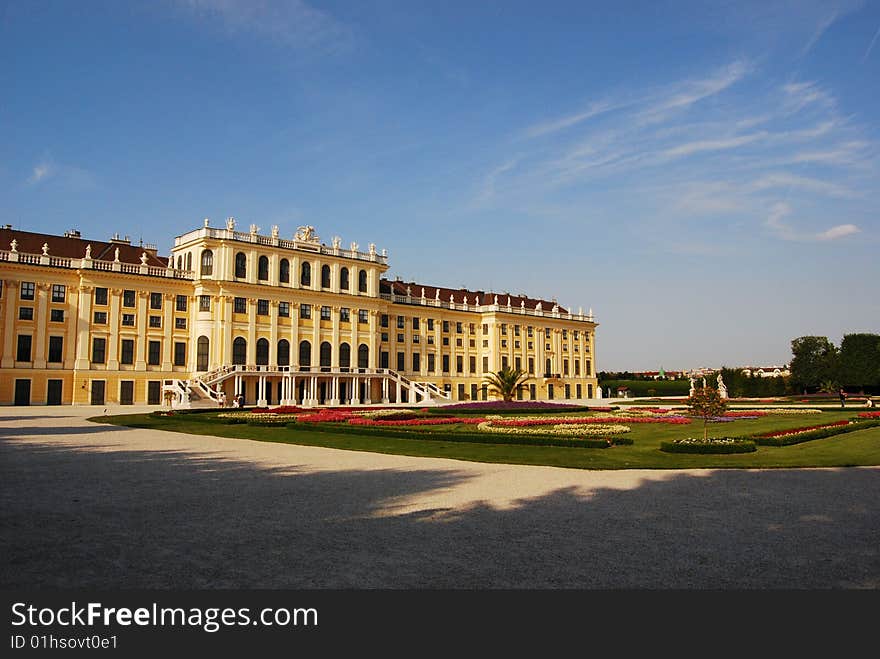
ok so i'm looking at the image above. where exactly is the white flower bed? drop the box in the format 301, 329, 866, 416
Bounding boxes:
746, 408, 823, 415
477, 421, 631, 436
217, 412, 298, 421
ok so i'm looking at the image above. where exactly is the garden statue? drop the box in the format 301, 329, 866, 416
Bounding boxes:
689, 377, 696, 396
717, 374, 728, 399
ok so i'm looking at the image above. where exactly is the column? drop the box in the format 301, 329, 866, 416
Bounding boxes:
65, 284, 79, 369
2, 281, 18, 367
107, 289, 121, 369
135, 290, 148, 370
351, 376, 359, 405
382, 377, 389, 404
247, 298, 257, 366
257, 374, 267, 407
162, 293, 174, 371
368, 309, 379, 369
33, 283, 50, 368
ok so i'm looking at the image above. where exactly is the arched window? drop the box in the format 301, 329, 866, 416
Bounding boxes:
232, 337, 247, 365
277, 339, 290, 366
358, 343, 369, 369
321, 264, 331, 288
186, 253, 192, 271
299, 340, 311, 368
300, 262, 311, 286
340, 267, 349, 290
339, 342, 351, 369
258, 255, 269, 281
256, 338, 269, 365
320, 342, 332, 371
358, 269, 368, 293
279, 259, 290, 284
200, 249, 213, 276
235, 252, 247, 279
176, 256, 182, 270
197, 336, 209, 371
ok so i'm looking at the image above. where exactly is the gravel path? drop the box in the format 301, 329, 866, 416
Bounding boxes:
1, 407, 878, 588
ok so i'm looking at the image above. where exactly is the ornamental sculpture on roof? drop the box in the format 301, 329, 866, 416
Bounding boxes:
295, 226, 319, 243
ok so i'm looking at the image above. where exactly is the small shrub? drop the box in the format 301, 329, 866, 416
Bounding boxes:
660, 438, 756, 454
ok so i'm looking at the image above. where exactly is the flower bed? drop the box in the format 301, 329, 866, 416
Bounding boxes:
486, 415, 688, 426
752, 419, 880, 446
755, 420, 850, 439
857, 411, 880, 418
660, 438, 756, 454
722, 411, 768, 418
740, 408, 823, 415
296, 411, 358, 423
349, 416, 485, 427
477, 420, 630, 437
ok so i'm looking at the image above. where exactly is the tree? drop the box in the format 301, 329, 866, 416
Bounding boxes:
838, 333, 880, 390
789, 336, 838, 393
483, 366, 531, 402
687, 386, 728, 441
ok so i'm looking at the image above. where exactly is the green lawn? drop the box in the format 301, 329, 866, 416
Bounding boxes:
93, 410, 880, 470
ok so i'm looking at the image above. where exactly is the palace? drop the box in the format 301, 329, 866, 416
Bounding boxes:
0, 220, 598, 407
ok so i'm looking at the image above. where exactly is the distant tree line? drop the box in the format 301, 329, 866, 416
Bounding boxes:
789, 333, 880, 394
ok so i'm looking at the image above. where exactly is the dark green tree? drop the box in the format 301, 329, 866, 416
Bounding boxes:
483, 366, 530, 402
789, 336, 838, 393
838, 333, 880, 389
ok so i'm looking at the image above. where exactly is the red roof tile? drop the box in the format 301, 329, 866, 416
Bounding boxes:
0, 228, 168, 268
381, 278, 567, 313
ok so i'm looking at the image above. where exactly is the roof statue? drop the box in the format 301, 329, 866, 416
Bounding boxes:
295, 225, 319, 243
435, 289, 440, 300
42, 242, 49, 256
140, 252, 148, 265
332, 236, 341, 249
114, 247, 120, 262
10, 239, 17, 252
350, 241, 358, 252
226, 216, 235, 230
271, 225, 279, 238
84, 244, 91, 259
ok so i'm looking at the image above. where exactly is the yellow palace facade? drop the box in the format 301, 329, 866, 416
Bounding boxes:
0, 220, 598, 407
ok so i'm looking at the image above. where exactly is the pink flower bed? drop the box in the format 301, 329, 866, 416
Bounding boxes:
297, 411, 358, 423
348, 417, 486, 427
755, 420, 849, 438
492, 416, 690, 427
723, 411, 769, 418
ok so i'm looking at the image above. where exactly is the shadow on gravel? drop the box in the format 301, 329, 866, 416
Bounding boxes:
1, 437, 877, 589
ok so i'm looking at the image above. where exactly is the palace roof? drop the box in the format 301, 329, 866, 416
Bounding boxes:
0, 227, 168, 268
381, 278, 567, 313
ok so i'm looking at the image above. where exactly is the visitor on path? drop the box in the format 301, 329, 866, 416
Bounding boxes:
866, 395, 875, 409
839, 388, 847, 408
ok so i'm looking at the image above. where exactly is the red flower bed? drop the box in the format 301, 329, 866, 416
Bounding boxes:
492, 416, 690, 427
348, 417, 485, 427
297, 411, 358, 423
857, 411, 880, 418
723, 411, 769, 417
755, 420, 849, 438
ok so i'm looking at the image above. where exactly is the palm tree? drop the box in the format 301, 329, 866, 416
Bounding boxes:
483, 366, 531, 402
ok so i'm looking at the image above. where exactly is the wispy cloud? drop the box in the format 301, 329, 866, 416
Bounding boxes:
662, 133, 765, 159
765, 202, 861, 242
800, 10, 841, 57
864, 24, 880, 61
522, 100, 619, 139
472, 157, 520, 207
747, 172, 856, 198
175, 0, 353, 51
27, 161, 54, 185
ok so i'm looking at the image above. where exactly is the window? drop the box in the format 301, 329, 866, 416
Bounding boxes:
300, 262, 311, 286
412, 353, 420, 372
456, 338, 463, 347
501, 323, 507, 335
397, 316, 405, 329
574, 331, 579, 340
482, 323, 488, 335
150, 292, 162, 309
470, 339, 475, 348
18, 307, 33, 321
442, 337, 449, 346
176, 294, 187, 312
358, 270, 367, 293
123, 290, 135, 307
258, 255, 269, 281
397, 352, 405, 371
457, 384, 465, 400
277, 339, 290, 366
175, 317, 187, 330
257, 299, 269, 316
340, 307, 350, 322
358, 344, 369, 369
483, 357, 489, 372
234, 297, 247, 314
280, 259, 290, 283
174, 342, 186, 366
565, 384, 571, 400
528, 341, 533, 350
200, 249, 213, 276
413, 334, 420, 344
456, 322, 462, 334
121, 339, 135, 365
93, 311, 107, 324
427, 354, 435, 372
562, 329, 568, 339
427, 319, 434, 331
548, 384, 554, 400
515, 341, 520, 349
120, 381, 134, 405
442, 320, 449, 333
527, 326, 533, 337
412, 317, 420, 331
502, 355, 509, 370
256, 338, 269, 366
321, 305, 331, 321
232, 337, 247, 365
575, 360, 580, 376
186, 253, 192, 271
397, 334, 404, 343
20, 282, 35, 300
52, 284, 66, 303
299, 341, 311, 367
586, 359, 591, 376
149, 315, 161, 328
48, 336, 63, 363
528, 357, 534, 374
122, 314, 135, 326
300, 303, 311, 319
148, 340, 161, 366
563, 359, 569, 376
380, 351, 389, 369
358, 309, 368, 324
514, 325, 521, 337
470, 356, 476, 372
199, 295, 211, 312
340, 268, 349, 290
321, 264, 331, 288
92, 338, 106, 364
442, 355, 450, 373
148, 381, 162, 405
380, 314, 388, 328
197, 336, 209, 371
279, 302, 289, 318
563, 344, 568, 352
235, 252, 247, 279
456, 356, 463, 373
381, 332, 388, 342
471, 384, 478, 401
95, 288, 108, 305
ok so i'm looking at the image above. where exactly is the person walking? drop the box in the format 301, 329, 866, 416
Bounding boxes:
839, 388, 847, 408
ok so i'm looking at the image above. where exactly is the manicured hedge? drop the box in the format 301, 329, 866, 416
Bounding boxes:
283, 422, 622, 448
660, 439, 756, 454
752, 419, 880, 446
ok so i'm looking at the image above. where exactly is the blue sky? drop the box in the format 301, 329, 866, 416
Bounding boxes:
2, 0, 878, 371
